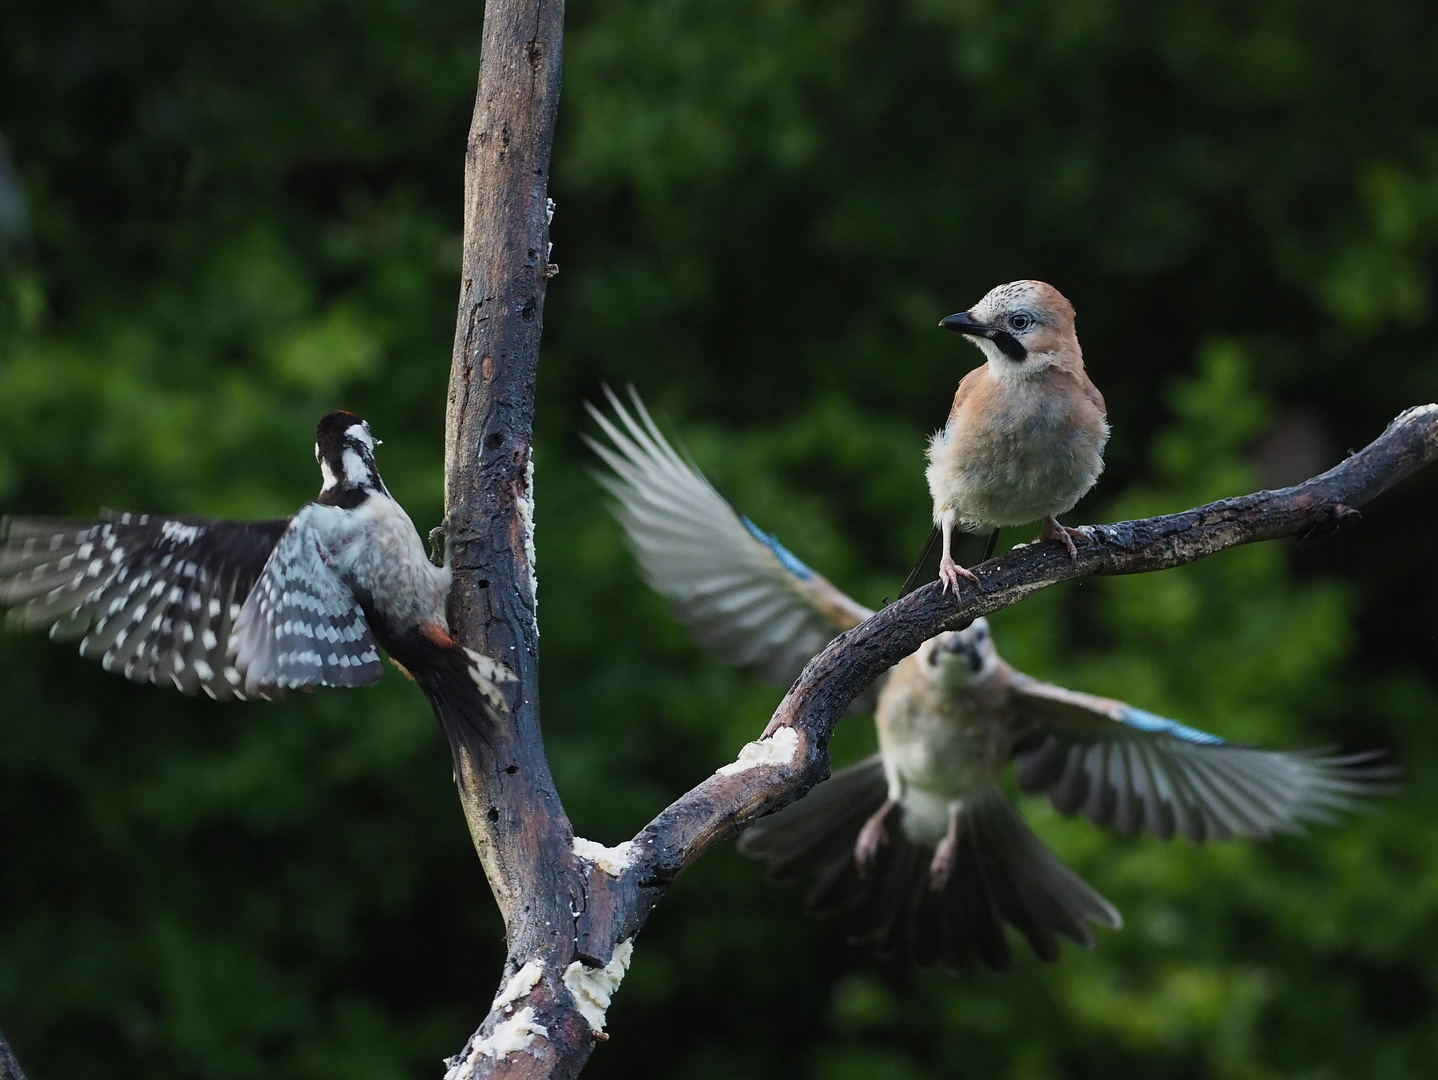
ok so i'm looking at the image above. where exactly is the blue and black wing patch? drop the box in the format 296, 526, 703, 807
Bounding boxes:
1007, 674, 1394, 842
585, 386, 875, 688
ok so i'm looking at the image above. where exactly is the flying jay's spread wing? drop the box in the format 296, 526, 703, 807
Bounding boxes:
1007, 675, 1395, 842
586, 387, 877, 696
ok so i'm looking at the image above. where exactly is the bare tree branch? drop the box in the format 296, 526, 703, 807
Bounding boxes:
437, 0, 591, 1076
634, 403, 1438, 878
432, 4, 1438, 1079
0, 1027, 27, 1080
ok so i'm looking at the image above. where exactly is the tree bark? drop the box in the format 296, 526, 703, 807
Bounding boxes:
0, 1027, 27, 1080
440, 1, 600, 1077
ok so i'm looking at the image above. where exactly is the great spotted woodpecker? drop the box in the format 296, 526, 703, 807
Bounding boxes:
0, 412, 513, 734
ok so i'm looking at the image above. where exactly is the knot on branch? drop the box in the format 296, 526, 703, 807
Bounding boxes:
1298, 501, 1363, 541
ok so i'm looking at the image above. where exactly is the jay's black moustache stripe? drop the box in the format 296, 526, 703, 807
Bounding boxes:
988, 329, 1027, 361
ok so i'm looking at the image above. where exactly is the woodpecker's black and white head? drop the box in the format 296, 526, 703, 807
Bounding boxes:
939, 280, 1081, 375
315, 411, 389, 505
923, 618, 999, 686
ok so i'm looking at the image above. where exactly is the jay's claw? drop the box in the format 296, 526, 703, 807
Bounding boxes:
938, 556, 981, 595
854, 799, 899, 876
1037, 516, 1086, 561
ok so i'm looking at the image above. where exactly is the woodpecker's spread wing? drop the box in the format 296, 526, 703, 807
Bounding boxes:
0, 512, 291, 700
586, 387, 874, 688
231, 502, 384, 697
1007, 675, 1393, 842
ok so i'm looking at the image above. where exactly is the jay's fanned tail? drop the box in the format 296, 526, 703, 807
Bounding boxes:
739, 755, 1120, 972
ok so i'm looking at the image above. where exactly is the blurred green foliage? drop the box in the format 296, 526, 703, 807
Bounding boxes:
2, 0, 1438, 1077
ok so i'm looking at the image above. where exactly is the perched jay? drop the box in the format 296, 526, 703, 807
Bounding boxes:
923, 280, 1108, 593
588, 388, 1388, 972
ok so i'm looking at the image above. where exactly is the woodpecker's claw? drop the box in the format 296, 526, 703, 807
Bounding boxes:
428, 523, 448, 568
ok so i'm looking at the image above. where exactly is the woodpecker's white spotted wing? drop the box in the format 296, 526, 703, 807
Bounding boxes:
1007, 675, 1395, 842
230, 503, 384, 697
586, 387, 875, 691
0, 512, 291, 700
0, 412, 507, 735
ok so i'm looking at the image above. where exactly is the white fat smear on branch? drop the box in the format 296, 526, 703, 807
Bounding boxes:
717, 726, 799, 776
563, 939, 634, 1034
573, 837, 636, 877
492, 960, 545, 1013
516, 457, 538, 624
443, 1008, 550, 1077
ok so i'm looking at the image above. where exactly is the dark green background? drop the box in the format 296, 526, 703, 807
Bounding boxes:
3, 1, 1437, 1076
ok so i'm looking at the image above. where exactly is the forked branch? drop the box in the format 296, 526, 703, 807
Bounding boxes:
443, 174, 1438, 1074
434, 5, 1438, 1080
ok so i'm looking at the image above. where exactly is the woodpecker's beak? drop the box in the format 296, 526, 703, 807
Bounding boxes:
939, 311, 1026, 361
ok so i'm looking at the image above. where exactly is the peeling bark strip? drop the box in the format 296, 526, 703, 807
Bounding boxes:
434, 8, 1438, 1079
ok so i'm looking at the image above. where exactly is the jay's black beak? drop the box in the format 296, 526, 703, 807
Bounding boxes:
939, 311, 987, 335
939, 311, 1027, 361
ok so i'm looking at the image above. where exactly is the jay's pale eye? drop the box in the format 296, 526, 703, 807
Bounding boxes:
1009, 313, 1033, 331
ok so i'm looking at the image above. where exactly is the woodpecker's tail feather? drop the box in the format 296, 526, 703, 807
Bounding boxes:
741, 762, 1121, 971
899, 527, 998, 598
390, 633, 517, 761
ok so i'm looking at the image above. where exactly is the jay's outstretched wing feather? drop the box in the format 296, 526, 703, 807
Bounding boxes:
586, 387, 874, 689
1007, 675, 1394, 843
